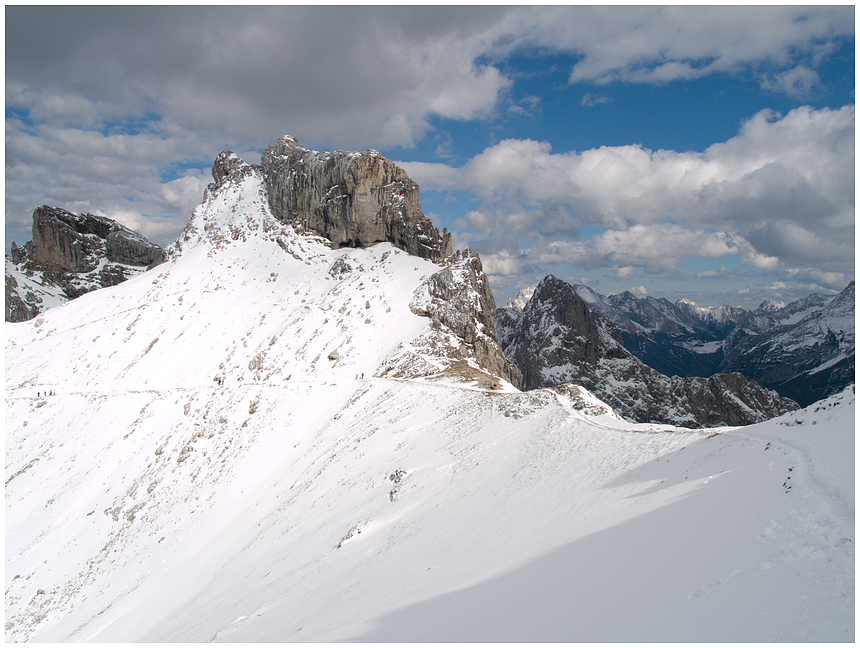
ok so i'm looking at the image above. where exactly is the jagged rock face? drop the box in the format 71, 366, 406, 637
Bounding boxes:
562, 280, 855, 407
497, 274, 799, 427
5, 206, 164, 322
4, 272, 38, 323
409, 250, 522, 388
501, 276, 626, 392
261, 135, 452, 260
718, 281, 855, 407
31, 206, 163, 271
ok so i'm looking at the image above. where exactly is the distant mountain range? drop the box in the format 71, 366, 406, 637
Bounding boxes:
500, 279, 854, 408
495, 275, 799, 427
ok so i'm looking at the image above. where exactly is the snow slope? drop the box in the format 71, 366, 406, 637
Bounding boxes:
5, 168, 854, 642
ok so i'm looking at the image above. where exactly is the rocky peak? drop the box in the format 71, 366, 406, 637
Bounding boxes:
212, 151, 256, 187
260, 135, 452, 260
5, 206, 163, 322
30, 205, 163, 272
496, 273, 799, 427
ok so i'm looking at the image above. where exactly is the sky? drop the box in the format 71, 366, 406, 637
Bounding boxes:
5, 5, 855, 307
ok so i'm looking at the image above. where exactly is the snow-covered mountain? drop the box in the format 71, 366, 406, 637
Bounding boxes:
722, 281, 855, 407
508, 280, 854, 407
5, 140, 855, 641
496, 275, 798, 427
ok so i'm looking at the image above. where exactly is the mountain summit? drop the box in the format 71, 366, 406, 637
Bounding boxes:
261, 135, 452, 259
4, 138, 854, 642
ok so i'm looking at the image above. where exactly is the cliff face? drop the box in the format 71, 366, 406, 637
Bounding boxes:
31, 206, 163, 272
497, 275, 799, 427
5, 206, 163, 322
408, 249, 523, 389
261, 135, 452, 260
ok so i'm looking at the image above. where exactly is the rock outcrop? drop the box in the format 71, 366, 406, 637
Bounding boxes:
30, 206, 163, 272
5, 206, 163, 322
408, 249, 522, 388
497, 274, 799, 427
261, 135, 452, 260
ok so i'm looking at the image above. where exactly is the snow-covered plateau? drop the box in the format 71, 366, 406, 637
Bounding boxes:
5, 165, 855, 642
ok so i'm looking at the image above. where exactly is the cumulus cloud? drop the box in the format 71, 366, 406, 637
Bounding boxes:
5, 6, 512, 151
492, 5, 853, 90
762, 66, 821, 99
409, 105, 855, 274
4, 4, 854, 300
4, 114, 213, 245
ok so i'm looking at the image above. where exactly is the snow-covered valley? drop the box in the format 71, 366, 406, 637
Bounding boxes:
5, 156, 855, 642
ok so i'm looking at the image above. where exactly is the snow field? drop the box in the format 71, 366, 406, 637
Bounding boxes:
5, 170, 853, 641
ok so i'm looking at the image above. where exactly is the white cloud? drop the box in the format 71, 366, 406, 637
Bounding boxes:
581, 92, 611, 107
762, 66, 820, 99
408, 105, 855, 274
491, 6, 853, 91
4, 115, 213, 246
481, 251, 526, 277
519, 224, 755, 275
785, 268, 848, 291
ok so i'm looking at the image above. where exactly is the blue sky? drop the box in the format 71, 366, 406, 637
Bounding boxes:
5, 5, 855, 307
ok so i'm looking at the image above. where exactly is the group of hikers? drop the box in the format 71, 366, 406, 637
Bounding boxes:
37, 390, 55, 397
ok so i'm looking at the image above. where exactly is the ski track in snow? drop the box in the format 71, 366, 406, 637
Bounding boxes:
5, 171, 854, 642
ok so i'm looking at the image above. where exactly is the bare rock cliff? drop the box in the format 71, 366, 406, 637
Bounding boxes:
261, 135, 452, 260
5, 206, 163, 322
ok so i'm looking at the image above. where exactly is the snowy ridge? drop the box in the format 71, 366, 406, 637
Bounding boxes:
5, 371, 854, 640
5, 148, 854, 641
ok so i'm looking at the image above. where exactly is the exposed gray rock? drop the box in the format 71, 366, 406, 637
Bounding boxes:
4, 272, 38, 323
212, 150, 256, 188
261, 135, 452, 260
5, 206, 164, 322
498, 274, 798, 427
409, 250, 522, 388
29, 205, 163, 271
718, 281, 855, 406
